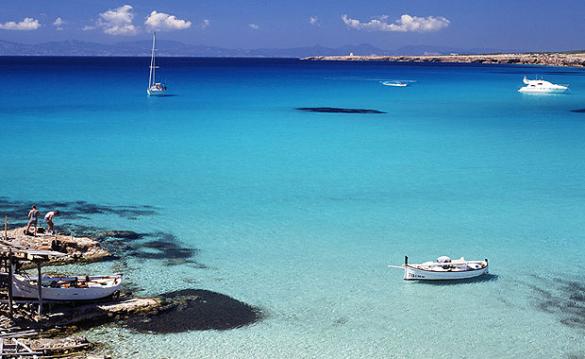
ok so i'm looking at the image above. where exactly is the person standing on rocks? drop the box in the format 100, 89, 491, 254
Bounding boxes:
25, 205, 40, 236
44, 210, 60, 235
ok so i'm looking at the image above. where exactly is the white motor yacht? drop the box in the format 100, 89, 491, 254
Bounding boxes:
518, 76, 568, 93
381, 80, 408, 87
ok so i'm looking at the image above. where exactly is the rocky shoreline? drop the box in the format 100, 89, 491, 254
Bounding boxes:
1, 225, 262, 358
304, 52, 585, 68
6, 227, 111, 267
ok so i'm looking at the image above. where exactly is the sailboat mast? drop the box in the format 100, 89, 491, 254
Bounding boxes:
152, 32, 157, 84
148, 32, 156, 87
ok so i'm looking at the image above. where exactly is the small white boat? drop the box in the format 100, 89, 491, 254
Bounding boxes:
147, 32, 168, 96
518, 76, 568, 93
390, 256, 489, 281
12, 273, 122, 301
381, 80, 408, 87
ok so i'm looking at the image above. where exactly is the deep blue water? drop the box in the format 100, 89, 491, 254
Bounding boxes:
2, 57, 585, 358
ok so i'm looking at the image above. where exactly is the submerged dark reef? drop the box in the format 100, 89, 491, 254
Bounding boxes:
0, 194, 201, 268
571, 109, 585, 113
0, 197, 158, 222
297, 107, 385, 114
526, 274, 585, 331
60, 224, 204, 268
125, 289, 263, 333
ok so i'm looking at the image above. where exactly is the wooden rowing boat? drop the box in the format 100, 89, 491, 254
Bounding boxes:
390, 256, 489, 281
12, 273, 122, 301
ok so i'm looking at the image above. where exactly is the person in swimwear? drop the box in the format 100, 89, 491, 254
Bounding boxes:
25, 205, 40, 236
44, 210, 60, 235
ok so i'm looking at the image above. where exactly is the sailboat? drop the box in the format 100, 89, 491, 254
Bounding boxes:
147, 32, 167, 96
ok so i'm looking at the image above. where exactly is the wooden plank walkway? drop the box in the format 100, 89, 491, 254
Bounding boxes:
0, 337, 43, 358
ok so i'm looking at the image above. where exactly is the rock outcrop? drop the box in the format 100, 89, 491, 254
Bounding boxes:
4, 227, 111, 265
304, 52, 585, 68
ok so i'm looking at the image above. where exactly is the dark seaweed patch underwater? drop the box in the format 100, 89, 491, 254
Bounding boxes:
297, 107, 385, 114
60, 224, 204, 268
125, 289, 263, 333
0, 197, 158, 223
56, 225, 258, 334
526, 274, 585, 331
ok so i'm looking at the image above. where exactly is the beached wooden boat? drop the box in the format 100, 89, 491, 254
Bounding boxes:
12, 273, 122, 301
390, 256, 489, 281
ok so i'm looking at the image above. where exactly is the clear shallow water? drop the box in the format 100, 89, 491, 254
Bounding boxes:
2, 57, 585, 358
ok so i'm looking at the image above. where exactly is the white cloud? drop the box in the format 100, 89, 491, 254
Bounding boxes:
248, 23, 259, 30
145, 11, 192, 31
200, 19, 210, 29
96, 5, 138, 36
0, 17, 41, 31
341, 14, 449, 33
309, 16, 319, 26
53, 17, 64, 31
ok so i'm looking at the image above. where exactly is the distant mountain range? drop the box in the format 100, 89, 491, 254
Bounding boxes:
0, 39, 510, 57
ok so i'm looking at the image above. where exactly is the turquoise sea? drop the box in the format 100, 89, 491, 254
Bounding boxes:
1, 57, 585, 358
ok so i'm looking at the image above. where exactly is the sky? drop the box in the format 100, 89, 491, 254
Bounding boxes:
1, 0, 584, 51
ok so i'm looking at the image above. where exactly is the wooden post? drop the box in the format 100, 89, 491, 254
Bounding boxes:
4, 215, 7, 240
36, 261, 43, 317
7, 251, 14, 318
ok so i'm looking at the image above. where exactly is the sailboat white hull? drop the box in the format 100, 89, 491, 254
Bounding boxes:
147, 88, 167, 96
